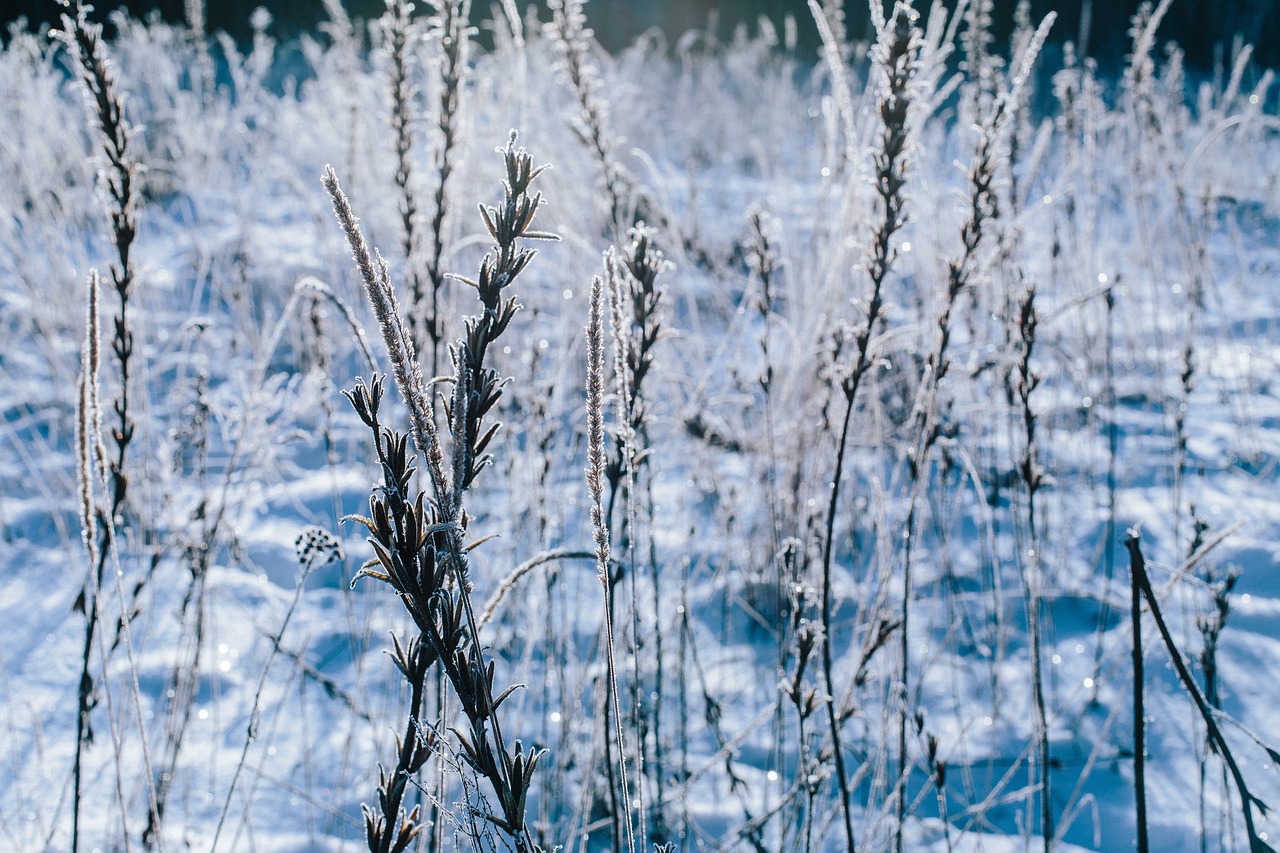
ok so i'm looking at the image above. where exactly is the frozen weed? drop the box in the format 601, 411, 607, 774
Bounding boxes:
328, 132, 556, 853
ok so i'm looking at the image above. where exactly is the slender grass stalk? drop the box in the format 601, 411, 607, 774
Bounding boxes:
1091, 280, 1119, 693
677, 569, 691, 843
923, 729, 952, 853
809, 0, 858, 171
601, 230, 667, 846
76, 270, 105, 573
777, 568, 822, 853
961, 0, 997, 126
586, 273, 638, 853
1130, 524, 1148, 853
474, 549, 594, 629
323, 166, 448, 490
1196, 537, 1239, 852
1013, 285, 1051, 853
210, 530, 342, 852
56, 5, 151, 847
746, 207, 784, 568
817, 0, 850, 64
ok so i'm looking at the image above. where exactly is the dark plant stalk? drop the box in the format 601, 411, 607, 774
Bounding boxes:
678, 572, 691, 843
894, 36, 998, 845
643, 478, 664, 841
547, 0, 627, 233
1014, 285, 1051, 853
778, 568, 822, 853
344, 387, 439, 853
326, 133, 555, 853
747, 208, 784, 569
1193, 512, 1233, 850
424, 0, 471, 379
817, 8, 917, 851
819, 396, 861, 852
1093, 282, 1118, 692
1201, 568, 1238, 850
747, 208, 791, 800
441, 140, 558, 850
891, 13, 1056, 837
384, 0, 424, 355
925, 731, 951, 853
1131, 528, 1148, 853
58, 5, 146, 849
1173, 339, 1194, 550
1125, 532, 1273, 853
381, 10, 451, 838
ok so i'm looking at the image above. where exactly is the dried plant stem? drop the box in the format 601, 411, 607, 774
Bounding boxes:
747, 208, 791, 800
1125, 532, 1272, 853
962, 0, 997, 124
384, 0, 425, 354
328, 133, 554, 853
1092, 282, 1119, 686
1130, 527, 1149, 853
76, 270, 104, 572
893, 11, 1050, 841
819, 8, 918, 851
477, 549, 596, 629
777, 561, 822, 853
602, 232, 666, 845
1013, 285, 1051, 852
808, 0, 858, 169
73, 268, 107, 849
210, 533, 340, 853
58, 4, 150, 847
423, 0, 471, 379
548, 0, 627, 232
587, 274, 638, 853
1197, 548, 1239, 852
323, 166, 449, 500
747, 208, 784, 566
819, 389, 861, 845
295, 276, 378, 373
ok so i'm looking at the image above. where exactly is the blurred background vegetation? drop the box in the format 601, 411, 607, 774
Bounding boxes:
4, 0, 1277, 75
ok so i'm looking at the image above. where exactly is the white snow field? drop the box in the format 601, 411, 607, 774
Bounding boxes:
1, 1, 1278, 851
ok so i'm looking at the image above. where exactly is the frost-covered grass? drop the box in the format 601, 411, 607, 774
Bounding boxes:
2, 0, 1279, 851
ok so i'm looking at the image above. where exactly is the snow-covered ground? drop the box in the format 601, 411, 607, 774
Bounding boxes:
2, 2, 1279, 851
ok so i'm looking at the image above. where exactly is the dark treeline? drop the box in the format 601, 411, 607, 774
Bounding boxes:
3, 0, 1277, 71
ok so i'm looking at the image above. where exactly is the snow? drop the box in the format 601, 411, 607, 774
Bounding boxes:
2, 3, 1279, 851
